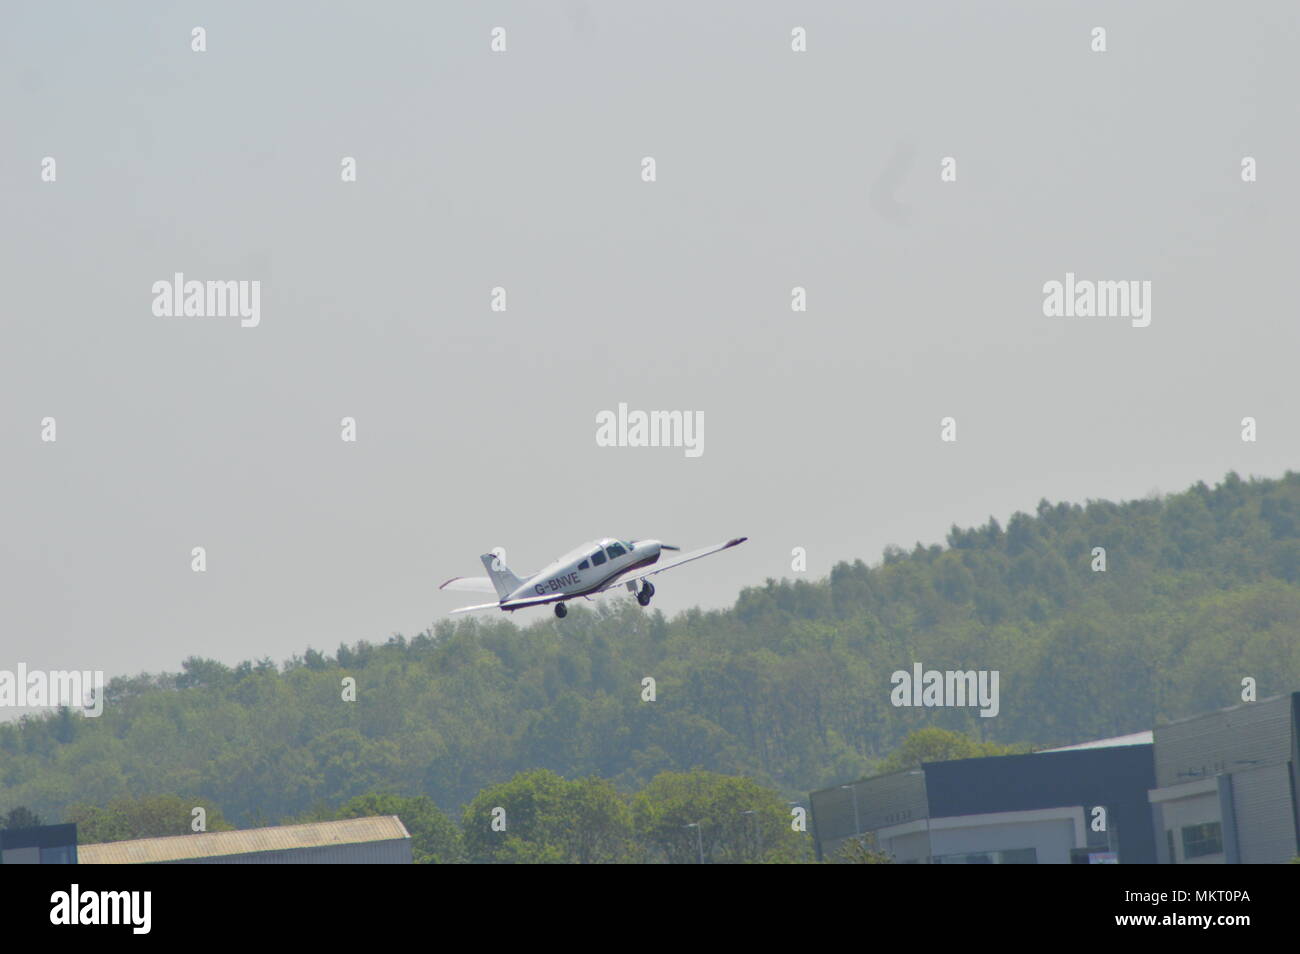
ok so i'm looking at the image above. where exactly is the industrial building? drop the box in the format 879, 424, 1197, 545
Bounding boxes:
811, 734, 1156, 863
812, 691, 1300, 863
1149, 692, 1300, 864
0, 823, 78, 864
78, 815, 412, 864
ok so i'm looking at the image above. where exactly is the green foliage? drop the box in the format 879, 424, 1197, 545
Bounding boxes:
878, 728, 1023, 773
632, 770, 811, 863
66, 794, 233, 844
332, 792, 462, 864
2, 806, 42, 829
830, 833, 894, 864
4, 471, 1300, 838
461, 769, 634, 863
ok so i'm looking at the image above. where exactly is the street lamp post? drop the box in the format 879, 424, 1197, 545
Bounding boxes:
840, 783, 861, 842
684, 822, 704, 864
741, 809, 761, 862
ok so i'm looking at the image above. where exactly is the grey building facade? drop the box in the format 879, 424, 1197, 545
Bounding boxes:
811, 741, 1157, 864
1148, 692, 1300, 864
0, 823, 78, 864
811, 691, 1300, 864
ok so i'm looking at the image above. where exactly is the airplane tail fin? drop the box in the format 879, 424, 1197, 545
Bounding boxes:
480, 552, 524, 600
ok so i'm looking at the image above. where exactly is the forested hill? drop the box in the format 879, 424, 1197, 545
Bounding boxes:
6, 471, 1300, 828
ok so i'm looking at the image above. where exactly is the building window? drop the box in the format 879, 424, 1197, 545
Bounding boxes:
1000, 847, 1037, 864
1167, 830, 1176, 863
1181, 822, 1223, 859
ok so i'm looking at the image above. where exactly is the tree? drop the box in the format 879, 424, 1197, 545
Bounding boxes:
632, 770, 811, 863
878, 728, 1019, 774
461, 769, 634, 864
333, 792, 462, 864
830, 833, 893, 864
2, 806, 42, 829
66, 795, 233, 843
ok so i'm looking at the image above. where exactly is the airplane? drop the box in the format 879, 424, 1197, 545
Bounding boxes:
439, 536, 748, 618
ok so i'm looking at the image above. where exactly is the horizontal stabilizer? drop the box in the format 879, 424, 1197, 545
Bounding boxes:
449, 600, 504, 614
450, 591, 564, 614
439, 576, 497, 593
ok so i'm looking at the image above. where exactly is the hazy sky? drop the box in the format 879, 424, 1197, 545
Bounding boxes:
3, 2, 1298, 694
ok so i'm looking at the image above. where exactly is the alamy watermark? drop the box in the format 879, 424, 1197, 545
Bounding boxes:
50, 885, 150, 934
890, 663, 999, 718
152, 273, 261, 328
1042, 272, 1151, 328
0, 664, 104, 717
595, 403, 704, 458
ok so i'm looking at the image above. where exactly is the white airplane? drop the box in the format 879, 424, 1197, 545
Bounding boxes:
440, 536, 748, 618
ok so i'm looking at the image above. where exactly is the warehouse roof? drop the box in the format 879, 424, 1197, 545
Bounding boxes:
1038, 730, 1153, 753
78, 815, 410, 864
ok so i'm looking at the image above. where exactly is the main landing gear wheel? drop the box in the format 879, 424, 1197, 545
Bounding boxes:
637, 581, 655, 607
554, 602, 568, 618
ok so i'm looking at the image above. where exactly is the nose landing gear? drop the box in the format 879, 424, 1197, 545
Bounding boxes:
554, 602, 568, 618
636, 581, 655, 607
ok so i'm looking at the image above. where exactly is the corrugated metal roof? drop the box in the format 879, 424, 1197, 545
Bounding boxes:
1039, 730, 1154, 752
78, 815, 410, 864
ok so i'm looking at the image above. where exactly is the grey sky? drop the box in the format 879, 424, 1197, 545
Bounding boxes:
2, 2, 1298, 692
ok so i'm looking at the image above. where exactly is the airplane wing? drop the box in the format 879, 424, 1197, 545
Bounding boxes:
596, 536, 748, 593
439, 576, 498, 593
449, 537, 748, 612
449, 592, 563, 614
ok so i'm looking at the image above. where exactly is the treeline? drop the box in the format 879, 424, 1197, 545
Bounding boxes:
16, 732, 990, 862
3, 471, 1300, 831
16, 769, 811, 863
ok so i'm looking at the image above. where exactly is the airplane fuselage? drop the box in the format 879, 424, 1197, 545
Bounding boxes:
513, 538, 663, 603
443, 534, 745, 617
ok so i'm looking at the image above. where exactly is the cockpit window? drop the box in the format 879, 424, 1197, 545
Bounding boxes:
606, 543, 627, 559
578, 559, 589, 570
591, 550, 606, 566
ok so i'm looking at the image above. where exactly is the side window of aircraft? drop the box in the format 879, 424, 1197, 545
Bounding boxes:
606, 543, 627, 559
578, 560, 589, 570
591, 550, 606, 566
